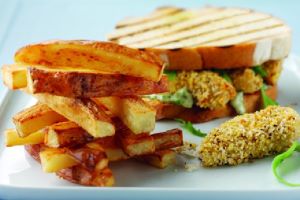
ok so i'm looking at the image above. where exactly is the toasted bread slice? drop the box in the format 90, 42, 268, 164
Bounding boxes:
116, 6, 183, 28
27, 67, 168, 97
34, 93, 115, 138
94, 96, 156, 134
14, 40, 164, 81
108, 6, 291, 70
149, 85, 277, 123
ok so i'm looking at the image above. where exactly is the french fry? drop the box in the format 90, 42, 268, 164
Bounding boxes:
13, 103, 66, 137
39, 148, 79, 173
25, 144, 113, 186
117, 133, 155, 157
68, 147, 109, 172
152, 129, 183, 150
43, 123, 182, 161
114, 119, 155, 156
56, 166, 115, 187
94, 96, 156, 134
25, 116, 182, 160
44, 121, 93, 148
39, 146, 109, 173
1, 64, 27, 89
87, 138, 129, 162
24, 144, 43, 161
20, 103, 182, 162
25, 125, 182, 170
86, 126, 182, 162
5, 129, 44, 147
34, 93, 115, 138
44, 125, 129, 161
115, 125, 182, 157
89, 140, 176, 169
27, 67, 168, 97
138, 149, 176, 169
14, 40, 164, 82
1, 65, 168, 97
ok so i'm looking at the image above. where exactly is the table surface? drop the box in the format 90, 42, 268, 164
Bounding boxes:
0, 0, 298, 114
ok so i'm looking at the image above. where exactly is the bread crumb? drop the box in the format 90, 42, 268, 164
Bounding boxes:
230, 68, 263, 93
175, 71, 236, 109
199, 106, 300, 167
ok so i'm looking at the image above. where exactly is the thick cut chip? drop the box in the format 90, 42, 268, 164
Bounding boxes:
34, 93, 115, 138
56, 166, 115, 187
24, 144, 114, 186
114, 119, 155, 156
88, 138, 129, 162
5, 129, 44, 147
13, 103, 66, 137
44, 121, 93, 148
39, 148, 79, 173
1, 64, 27, 89
138, 149, 176, 169
1, 65, 168, 97
15, 40, 164, 81
27, 67, 168, 97
152, 129, 183, 150
67, 147, 109, 172
94, 96, 156, 134
39, 146, 109, 173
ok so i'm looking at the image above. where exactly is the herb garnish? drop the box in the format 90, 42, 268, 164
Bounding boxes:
272, 141, 300, 186
164, 70, 177, 81
253, 65, 268, 77
175, 118, 206, 137
213, 69, 232, 83
261, 84, 279, 108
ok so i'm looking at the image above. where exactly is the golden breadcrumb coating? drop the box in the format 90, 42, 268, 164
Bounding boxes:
263, 60, 283, 85
199, 106, 300, 167
230, 68, 263, 93
175, 71, 236, 109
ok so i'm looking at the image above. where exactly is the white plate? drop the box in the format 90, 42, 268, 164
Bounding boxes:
1, 56, 300, 200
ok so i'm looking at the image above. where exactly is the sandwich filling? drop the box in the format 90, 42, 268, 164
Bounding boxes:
148, 60, 282, 113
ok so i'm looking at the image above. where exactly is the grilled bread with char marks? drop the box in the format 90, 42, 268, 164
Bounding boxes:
108, 6, 291, 70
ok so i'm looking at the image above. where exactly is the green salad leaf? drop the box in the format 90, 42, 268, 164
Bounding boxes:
175, 118, 206, 137
213, 69, 232, 83
164, 70, 177, 81
261, 84, 279, 108
253, 65, 268, 77
272, 141, 300, 186
146, 87, 193, 108
230, 91, 246, 115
